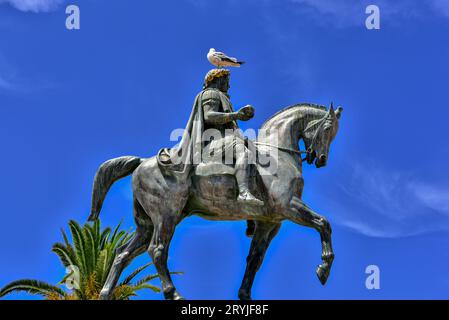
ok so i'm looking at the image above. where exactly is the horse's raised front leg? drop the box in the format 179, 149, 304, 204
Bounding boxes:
238, 221, 281, 300
286, 197, 334, 285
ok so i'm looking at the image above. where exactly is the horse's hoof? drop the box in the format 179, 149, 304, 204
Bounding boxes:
173, 291, 185, 300
164, 289, 185, 300
316, 264, 330, 285
238, 290, 252, 300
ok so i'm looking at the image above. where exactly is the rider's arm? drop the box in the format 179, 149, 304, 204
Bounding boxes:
202, 91, 238, 125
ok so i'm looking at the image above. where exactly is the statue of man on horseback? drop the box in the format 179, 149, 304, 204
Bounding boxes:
88, 56, 343, 300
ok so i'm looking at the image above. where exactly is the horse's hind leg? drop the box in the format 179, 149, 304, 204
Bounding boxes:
238, 221, 281, 300
99, 199, 153, 300
147, 210, 182, 300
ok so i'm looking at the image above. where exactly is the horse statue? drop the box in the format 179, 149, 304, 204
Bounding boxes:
88, 102, 343, 300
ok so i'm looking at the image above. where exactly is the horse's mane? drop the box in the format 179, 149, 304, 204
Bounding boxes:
261, 103, 327, 129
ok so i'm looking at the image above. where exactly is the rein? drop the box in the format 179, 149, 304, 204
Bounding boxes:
253, 141, 309, 162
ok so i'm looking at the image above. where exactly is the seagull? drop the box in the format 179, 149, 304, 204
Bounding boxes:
207, 48, 245, 68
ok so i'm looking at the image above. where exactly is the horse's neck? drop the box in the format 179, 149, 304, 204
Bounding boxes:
259, 106, 325, 151
259, 117, 300, 150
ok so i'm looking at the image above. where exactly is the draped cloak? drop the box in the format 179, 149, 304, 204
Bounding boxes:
157, 88, 238, 177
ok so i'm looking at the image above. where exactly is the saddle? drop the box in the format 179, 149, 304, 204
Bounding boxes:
157, 147, 235, 176
157, 142, 274, 178
195, 162, 235, 176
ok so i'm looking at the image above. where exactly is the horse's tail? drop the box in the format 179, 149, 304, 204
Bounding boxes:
88, 156, 144, 222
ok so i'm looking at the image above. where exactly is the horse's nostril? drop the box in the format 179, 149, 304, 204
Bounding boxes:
319, 155, 327, 163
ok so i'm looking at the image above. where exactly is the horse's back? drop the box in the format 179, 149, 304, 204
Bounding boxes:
132, 157, 190, 215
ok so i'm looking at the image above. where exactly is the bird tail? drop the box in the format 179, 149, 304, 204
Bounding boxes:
230, 61, 245, 67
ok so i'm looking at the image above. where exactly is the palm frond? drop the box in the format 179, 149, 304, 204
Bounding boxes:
100, 227, 111, 249
120, 262, 153, 286
83, 224, 96, 275
133, 271, 182, 287
52, 242, 77, 267
94, 248, 110, 285
133, 273, 161, 287
0, 279, 66, 298
68, 220, 87, 277
131, 283, 161, 293
109, 221, 122, 244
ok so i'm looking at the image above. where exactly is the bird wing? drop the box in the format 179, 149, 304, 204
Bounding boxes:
214, 52, 238, 63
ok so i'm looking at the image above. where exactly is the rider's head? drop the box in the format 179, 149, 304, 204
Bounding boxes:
203, 69, 230, 93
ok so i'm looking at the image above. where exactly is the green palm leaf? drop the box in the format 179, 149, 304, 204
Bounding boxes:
0, 280, 66, 298
133, 271, 182, 287
131, 283, 161, 293
52, 242, 77, 267
100, 226, 111, 249
68, 220, 87, 276
83, 224, 96, 275
95, 248, 110, 285
120, 262, 153, 286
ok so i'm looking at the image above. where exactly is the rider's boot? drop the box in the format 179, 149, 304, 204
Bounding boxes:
237, 181, 264, 207
235, 142, 264, 207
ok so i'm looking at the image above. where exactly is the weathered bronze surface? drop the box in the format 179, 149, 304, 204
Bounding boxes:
88, 69, 343, 300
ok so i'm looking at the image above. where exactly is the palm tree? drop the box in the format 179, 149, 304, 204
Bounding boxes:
0, 220, 176, 300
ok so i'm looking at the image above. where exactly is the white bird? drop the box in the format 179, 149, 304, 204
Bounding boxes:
207, 48, 245, 68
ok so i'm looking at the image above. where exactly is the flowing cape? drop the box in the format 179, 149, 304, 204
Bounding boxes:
157, 89, 238, 177
157, 91, 205, 176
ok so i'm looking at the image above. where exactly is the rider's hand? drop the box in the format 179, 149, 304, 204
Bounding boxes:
237, 105, 255, 121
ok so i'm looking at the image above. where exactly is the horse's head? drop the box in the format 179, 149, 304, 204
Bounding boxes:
303, 103, 343, 168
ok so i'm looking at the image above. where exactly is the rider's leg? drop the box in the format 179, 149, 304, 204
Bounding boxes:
234, 139, 264, 206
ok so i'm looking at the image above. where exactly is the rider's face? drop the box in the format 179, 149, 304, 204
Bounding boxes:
219, 77, 230, 93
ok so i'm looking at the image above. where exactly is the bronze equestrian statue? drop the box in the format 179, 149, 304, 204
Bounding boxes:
88, 69, 343, 300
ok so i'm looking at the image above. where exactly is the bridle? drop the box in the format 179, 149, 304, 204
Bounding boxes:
254, 113, 330, 162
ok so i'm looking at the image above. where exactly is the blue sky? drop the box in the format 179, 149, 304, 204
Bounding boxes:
1, 0, 449, 299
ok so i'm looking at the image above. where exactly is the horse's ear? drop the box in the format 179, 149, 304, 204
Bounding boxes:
329, 102, 335, 117
336, 106, 343, 119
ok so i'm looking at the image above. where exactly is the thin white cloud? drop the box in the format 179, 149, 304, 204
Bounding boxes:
409, 183, 449, 215
0, 53, 55, 94
319, 161, 449, 238
0, 0, 63, 13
